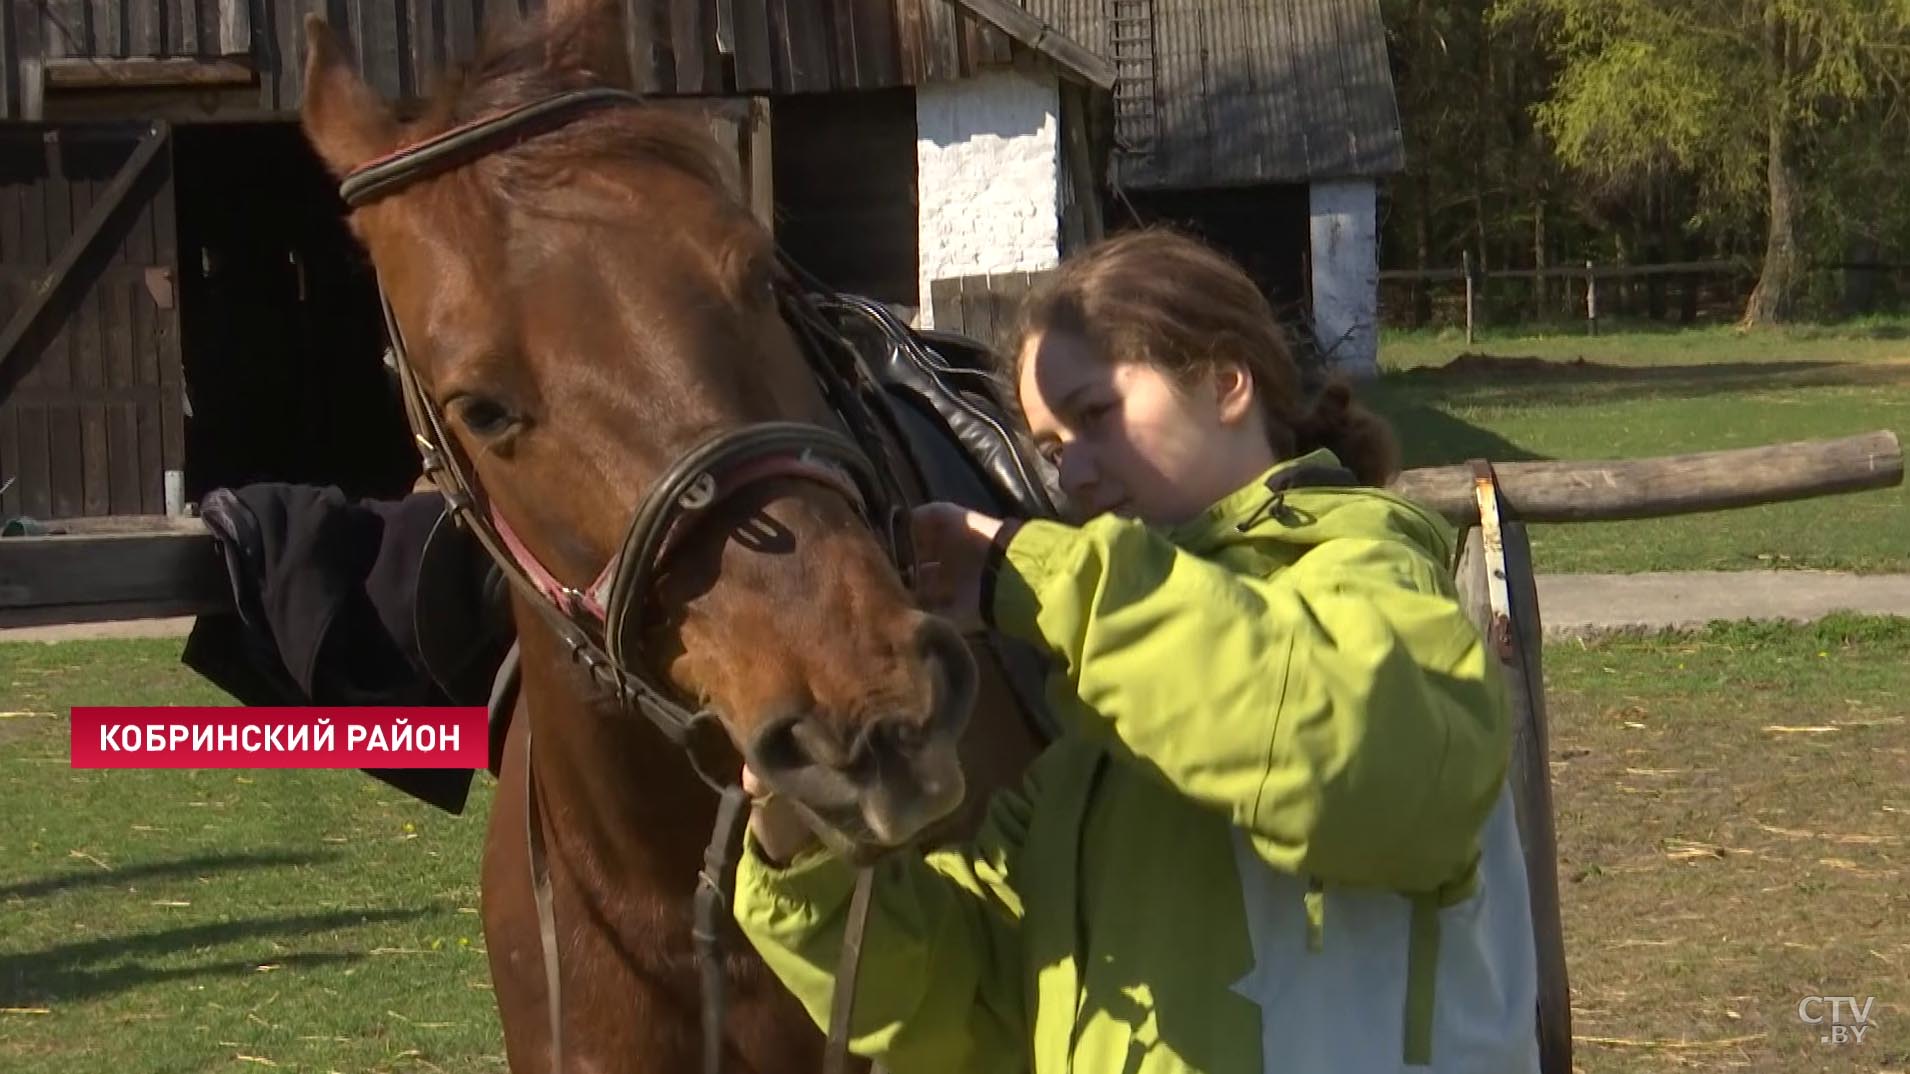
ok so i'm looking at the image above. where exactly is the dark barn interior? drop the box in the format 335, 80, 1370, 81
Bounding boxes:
173, 121, 416, 504
771, 88, 920, 309
1111, 183, 1316, 345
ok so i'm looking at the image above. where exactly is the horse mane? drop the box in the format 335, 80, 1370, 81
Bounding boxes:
402, 9, 741, 216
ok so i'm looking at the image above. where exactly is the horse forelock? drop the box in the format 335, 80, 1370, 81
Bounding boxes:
399, 10, 741, 223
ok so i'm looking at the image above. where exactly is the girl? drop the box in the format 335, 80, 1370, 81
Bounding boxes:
733, 229, 1539, 1073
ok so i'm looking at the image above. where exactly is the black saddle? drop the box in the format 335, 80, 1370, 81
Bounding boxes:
810, 294, 1061, 523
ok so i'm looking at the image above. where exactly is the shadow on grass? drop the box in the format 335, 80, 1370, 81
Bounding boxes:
0, 850, 337, 902
1358, 382, 1553, 469
0, 907, 433, 1005
3, 951, 364, 1008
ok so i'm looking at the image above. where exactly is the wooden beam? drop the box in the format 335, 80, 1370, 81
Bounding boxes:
0, 526, 232, 628
1456, 523, 1573, 1074
744, 96, 774, 233
0, 0, 14, 120
1387, 431, 1903, 525
1060, 81, 1103, 252
942, 0, 1115, 89
42, 57, 257, 89
7, 431, 1902, 629
0, 124, 170, 401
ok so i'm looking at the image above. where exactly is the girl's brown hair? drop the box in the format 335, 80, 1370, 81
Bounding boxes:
1013, 228, 1400, 486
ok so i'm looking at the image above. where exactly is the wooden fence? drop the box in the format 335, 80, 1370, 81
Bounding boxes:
1379, 257, 1754, 341
926, 269, 1055, 357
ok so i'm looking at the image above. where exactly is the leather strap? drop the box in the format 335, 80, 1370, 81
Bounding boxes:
824, 867, 877, 1074
340, 88, 644, 208
694, 786, 751, 1074
525, 727, 565, 1073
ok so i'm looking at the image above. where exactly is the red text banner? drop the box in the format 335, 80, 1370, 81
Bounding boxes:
70, 707, 488, 769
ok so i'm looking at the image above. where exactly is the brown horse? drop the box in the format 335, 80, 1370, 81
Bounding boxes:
299, 6, 1043, 1073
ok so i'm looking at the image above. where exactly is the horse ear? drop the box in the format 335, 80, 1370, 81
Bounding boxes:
300, 14, 400, 178
544, 0, 635, 89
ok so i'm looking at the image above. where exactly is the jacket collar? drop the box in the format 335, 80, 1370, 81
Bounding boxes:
1166, 449, 1356, 545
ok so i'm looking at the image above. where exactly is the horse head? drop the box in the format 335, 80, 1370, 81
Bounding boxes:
299, 5, 976, 854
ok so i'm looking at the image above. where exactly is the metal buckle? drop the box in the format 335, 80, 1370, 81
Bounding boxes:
678, 473, 719, 511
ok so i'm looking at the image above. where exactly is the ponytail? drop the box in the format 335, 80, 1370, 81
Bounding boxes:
1286, 378, 1400, 487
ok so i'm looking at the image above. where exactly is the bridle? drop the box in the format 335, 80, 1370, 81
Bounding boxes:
340, 87, 897, 1074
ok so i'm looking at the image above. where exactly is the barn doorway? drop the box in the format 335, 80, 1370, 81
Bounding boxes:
172, 121, 415, 503
771, 89, 919, 310
1109, 183, 1314, 341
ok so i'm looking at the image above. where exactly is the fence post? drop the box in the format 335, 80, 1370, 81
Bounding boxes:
1585, 261, 1598, 337
1464, 251, 1476, 345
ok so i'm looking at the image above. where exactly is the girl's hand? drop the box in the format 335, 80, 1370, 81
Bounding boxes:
742, 765, 818, 866
909, 503, 1005, 634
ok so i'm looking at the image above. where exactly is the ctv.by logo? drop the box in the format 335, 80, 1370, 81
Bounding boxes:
1798, 996, 1876, 1045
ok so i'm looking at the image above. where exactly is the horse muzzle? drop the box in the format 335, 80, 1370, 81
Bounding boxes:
742, 615, 977, 851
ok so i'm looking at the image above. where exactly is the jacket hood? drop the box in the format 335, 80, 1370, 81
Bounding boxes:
1167, 448, 1460, 571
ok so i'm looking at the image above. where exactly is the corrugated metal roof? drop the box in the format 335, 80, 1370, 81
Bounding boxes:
1025, 0, 1404, 188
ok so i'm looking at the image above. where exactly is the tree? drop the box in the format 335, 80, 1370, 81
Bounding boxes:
1495, 0, 1910, 325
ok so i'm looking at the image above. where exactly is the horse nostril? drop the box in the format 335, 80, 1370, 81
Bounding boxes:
914, 615, 978, 737
796, 716, 859, 769
748, 712, 817, 774
855, 715, 923, 766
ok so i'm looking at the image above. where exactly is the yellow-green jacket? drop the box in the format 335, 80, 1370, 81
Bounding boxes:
734, 450, 1540, 1073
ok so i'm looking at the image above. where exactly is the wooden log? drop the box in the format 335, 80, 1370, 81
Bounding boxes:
0, 525, 231, 627
1388, 430, 1902, 526
42, 56, 256, 89
6, 431, 1905, 628
1456, 521, 1573, 1074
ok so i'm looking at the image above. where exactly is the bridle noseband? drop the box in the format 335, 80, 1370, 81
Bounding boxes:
341, 88, 899, 1074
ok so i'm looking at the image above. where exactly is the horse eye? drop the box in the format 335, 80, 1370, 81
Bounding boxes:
733, 254, 775, 308
454, 395, 517, 439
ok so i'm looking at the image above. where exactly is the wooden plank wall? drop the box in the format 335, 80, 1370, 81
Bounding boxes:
19, 0, 250, 59
643, 0, 1011, 94
0, 0, 1030, 115
927, 268, 1052, 357
0, 125, 182, 521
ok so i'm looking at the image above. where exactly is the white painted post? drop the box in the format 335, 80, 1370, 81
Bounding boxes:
1586, 260, 1599, 336
1308, 178, 1381, 377
1464, 250, 1476, 346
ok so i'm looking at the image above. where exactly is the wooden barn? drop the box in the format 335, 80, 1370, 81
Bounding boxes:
0, 0, 1112, 523
930, 0, 1405, 377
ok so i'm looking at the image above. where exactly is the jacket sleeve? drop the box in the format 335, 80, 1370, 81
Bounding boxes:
732, 760, 1043, 1073
986, 515, 1510, 894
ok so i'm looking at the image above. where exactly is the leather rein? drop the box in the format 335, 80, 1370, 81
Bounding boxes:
340, 87, 891, 1074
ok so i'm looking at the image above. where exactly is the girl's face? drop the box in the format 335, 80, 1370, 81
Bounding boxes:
1017, 328, 1275, 526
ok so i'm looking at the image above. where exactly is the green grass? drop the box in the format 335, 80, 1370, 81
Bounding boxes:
1379, 314, 1910, 371
1544, 613, 1910, 1072
1363, 324, 1910, 572
5, 622, 1908, 1073
0, 639, 503, 1074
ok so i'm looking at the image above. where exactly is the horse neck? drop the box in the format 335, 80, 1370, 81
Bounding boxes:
513, 608, 720, 906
